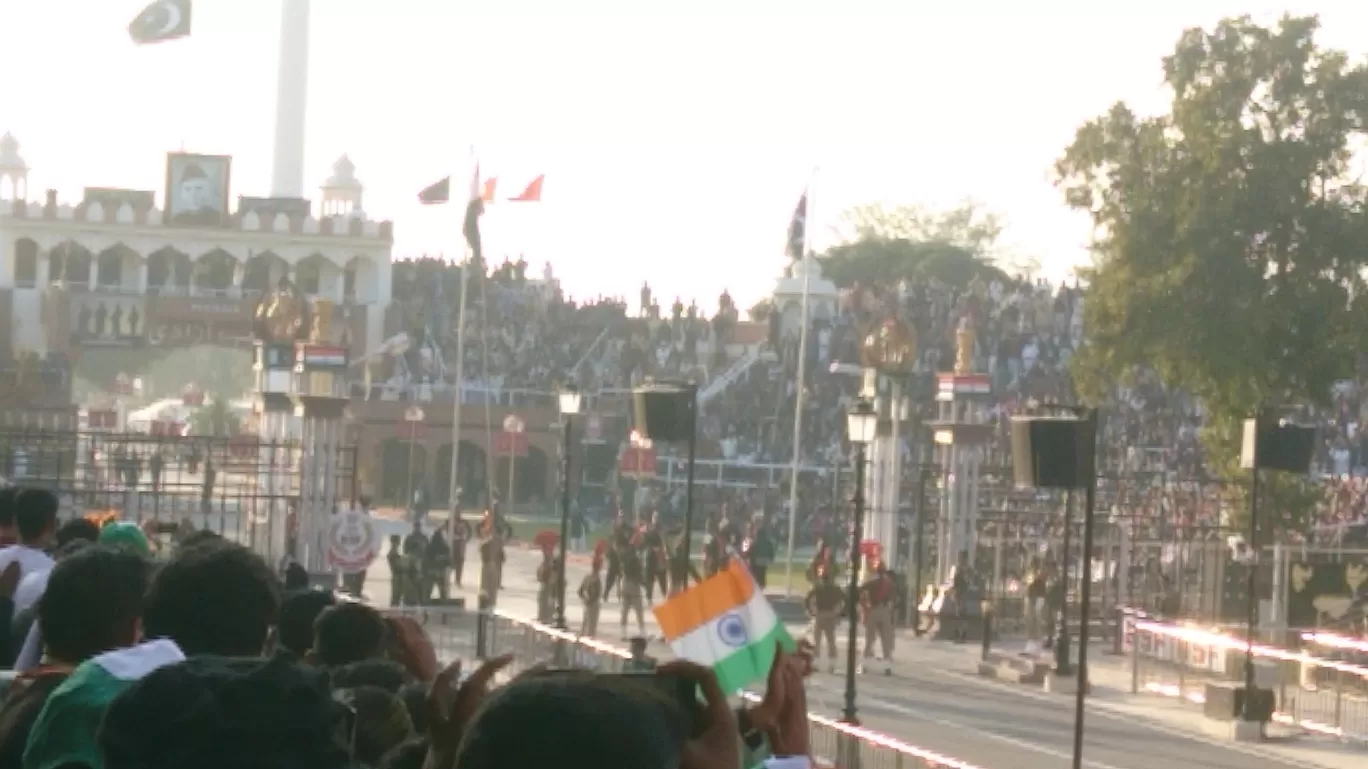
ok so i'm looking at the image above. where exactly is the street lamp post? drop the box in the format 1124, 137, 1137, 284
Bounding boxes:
554, 385, 582, 631
843, 398, 878, 725
1055, 488, 1074, 675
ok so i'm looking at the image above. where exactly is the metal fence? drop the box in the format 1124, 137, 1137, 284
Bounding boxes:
1124, 612, 1368, 742
390, 604, 986, 769
0, 427, 357, 565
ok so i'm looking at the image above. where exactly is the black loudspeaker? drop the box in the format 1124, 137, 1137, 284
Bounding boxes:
1010, 416, 1096, 490
582, 443, 617, 484
632, 382, 697, 443
1241, 418, 1315, 474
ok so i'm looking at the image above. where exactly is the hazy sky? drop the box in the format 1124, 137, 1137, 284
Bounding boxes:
4, 1, 1367, 311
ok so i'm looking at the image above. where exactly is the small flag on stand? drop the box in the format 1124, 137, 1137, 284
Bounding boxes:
129, 0, 192, 45
653, 559, 794, 693
786, 191, 808, 260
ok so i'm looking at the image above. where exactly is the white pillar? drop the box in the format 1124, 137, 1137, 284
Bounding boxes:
271, 0, 311, 198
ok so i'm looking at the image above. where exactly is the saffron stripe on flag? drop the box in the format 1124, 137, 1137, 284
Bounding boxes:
654, 559, 756, 639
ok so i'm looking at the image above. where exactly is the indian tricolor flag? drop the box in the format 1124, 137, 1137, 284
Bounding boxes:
653, 559, 794, 693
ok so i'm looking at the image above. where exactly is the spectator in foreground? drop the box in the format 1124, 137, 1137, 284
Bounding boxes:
141, 539, 281, 658
272, 589, 336, 662
100, 656, 351, 769
311, 601, 389, 668
0, 490, 59, 616
19, 546, 163, 769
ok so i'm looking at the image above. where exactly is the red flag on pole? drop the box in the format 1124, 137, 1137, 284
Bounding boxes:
509, 175, 544, 202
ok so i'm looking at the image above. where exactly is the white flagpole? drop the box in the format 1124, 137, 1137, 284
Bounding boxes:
784, 167, 817, 596
448, 148, 476, 535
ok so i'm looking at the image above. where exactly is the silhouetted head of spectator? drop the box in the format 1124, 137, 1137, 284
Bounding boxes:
335, 685, 414, 766
101, 656, 350, 769
143, 540, 281, 657
14, 489, 58, 548
55, 517, 100, 548
398, 683, 428, 735
455, 672, 688, 769
39, 545, 151, 666
379, 738, 428, 769
329, 659, 408, 694
275, 589, 336, 659
311, 601, 388, 668
283, 561, 309, 591
179, 529, 223, 550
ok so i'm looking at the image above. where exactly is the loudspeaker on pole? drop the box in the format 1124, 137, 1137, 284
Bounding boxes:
1010, 416, 1097, 490
1240, 417, 1315, 474
632, 382, 697, 443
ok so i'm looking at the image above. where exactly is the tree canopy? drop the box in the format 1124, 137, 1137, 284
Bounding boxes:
816, 202, 1009, 289
1057, 15, 1368, 532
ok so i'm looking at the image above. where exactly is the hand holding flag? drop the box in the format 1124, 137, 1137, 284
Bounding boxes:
129, 0, 192, 45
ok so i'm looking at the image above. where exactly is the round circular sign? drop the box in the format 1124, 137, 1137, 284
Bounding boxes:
326, 508, 378, 574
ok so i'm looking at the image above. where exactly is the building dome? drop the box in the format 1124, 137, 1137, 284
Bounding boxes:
0, 133, 26, 174
322, 154, 361, 192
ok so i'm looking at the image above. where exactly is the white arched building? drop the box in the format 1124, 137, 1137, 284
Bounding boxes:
0, 140, 392, 359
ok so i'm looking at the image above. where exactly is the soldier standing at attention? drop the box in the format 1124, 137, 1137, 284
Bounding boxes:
619, 545, 647, 636
579, 557, 604, 637
860, 559, 896, 675
805, 566, 845, 673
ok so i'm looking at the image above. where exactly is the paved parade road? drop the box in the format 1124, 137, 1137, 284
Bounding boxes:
357, 528, 1352, 769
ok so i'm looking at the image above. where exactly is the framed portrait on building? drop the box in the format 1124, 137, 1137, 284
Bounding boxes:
165, 152, 232, 226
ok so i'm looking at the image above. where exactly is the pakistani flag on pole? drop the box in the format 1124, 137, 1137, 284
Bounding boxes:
785, 191, 807, 261
653, 559, 794, 693
129, 0, 192, 45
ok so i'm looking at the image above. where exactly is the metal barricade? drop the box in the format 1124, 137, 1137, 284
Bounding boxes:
1124, 615, 1368, 742
391, 605, 985, 769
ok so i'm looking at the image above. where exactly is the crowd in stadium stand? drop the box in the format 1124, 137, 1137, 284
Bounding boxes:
380, 259, 1368, 539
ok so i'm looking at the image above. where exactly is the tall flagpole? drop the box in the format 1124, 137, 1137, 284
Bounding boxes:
448, 148, 476, 535
271, 0, 311, 198
784, 167, 817, 596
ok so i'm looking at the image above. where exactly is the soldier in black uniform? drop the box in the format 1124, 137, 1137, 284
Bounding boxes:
642, 512, 668, 602
805, 566, 845, 673
667, 532, 701, 595
603, 514, 633, 601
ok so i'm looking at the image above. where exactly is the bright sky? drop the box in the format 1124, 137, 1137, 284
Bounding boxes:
4, 1, 1367, 312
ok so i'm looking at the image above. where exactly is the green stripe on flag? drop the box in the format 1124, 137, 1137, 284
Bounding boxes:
712, 623, 795, 694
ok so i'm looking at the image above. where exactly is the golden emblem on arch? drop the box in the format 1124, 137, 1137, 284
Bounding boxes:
252, 278, 311, 344
859, 317, 918, 374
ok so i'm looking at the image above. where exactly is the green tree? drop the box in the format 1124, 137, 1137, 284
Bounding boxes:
190, 395, 241, 437
747, 298, 774, 322
818, 202, 1008, 289
1057, 15, 1368, 534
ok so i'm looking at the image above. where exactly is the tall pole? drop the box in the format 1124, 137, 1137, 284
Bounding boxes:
1243, 461, 1260, 719
555, 415, 573, 630
271, 0, 310, 198
1071, 413, 1099, 769
843, 442, 866, 725
680, 383, 699, 573
911, 464, 928, 633
1055, 489, 1073, 674
447, 148, 476, 571
785, 170, 817, 596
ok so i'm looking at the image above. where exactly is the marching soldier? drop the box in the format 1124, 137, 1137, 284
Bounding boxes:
423, 527, 451, 602
478, 516, 505, 607
805, 566, 845, 673
642, 513, 668, 602
667, 533, 701, 595
860, 559, 896, 675
402, 521, 428, 604
620, 543, 647, 636
1024, 556, 1047, 654
536, 547, 555, 623
450, 514, 471, 588
603, 514, 633, 601
579, 557, 604, 637
386, 534, 405, 607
